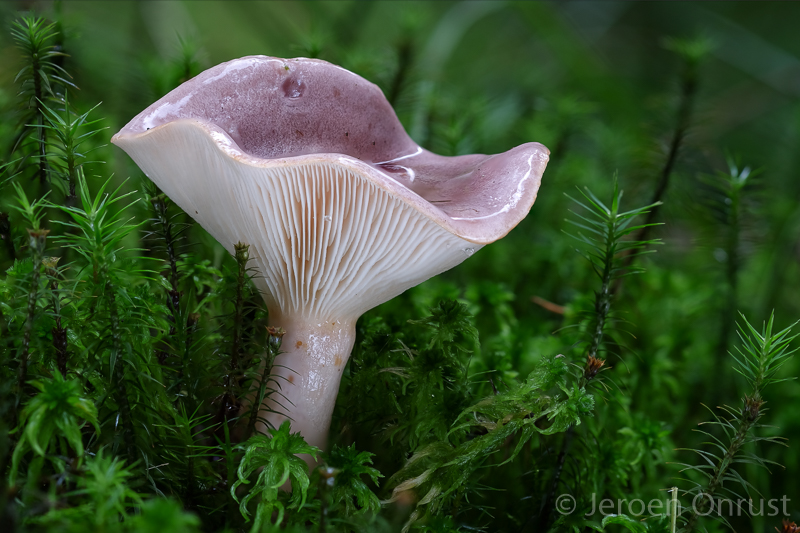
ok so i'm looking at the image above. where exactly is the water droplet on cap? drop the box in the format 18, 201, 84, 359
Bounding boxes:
282, 76, 305, 99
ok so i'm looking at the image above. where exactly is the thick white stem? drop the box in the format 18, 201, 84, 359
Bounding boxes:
256, 313, 356, 451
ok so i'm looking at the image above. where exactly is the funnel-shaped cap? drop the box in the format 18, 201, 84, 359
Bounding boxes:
113, 56, 548, 321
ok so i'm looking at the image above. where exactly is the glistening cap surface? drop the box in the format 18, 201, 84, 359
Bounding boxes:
112, 56, 549, 318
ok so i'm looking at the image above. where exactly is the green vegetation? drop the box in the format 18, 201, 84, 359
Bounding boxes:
1, 2, 799, 532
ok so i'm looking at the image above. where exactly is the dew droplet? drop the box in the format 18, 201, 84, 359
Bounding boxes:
282, 76, 306, 99
376, 163, 415, 182
377, 163, 405, 174
463, 248, 475, 257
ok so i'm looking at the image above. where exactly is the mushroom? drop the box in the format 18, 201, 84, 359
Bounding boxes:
112, 56, 549, 450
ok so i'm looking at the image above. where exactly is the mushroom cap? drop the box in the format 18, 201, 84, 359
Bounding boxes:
112, 56, 548, 320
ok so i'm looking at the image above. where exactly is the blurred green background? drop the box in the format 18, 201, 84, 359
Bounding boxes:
2, 1, 800, 531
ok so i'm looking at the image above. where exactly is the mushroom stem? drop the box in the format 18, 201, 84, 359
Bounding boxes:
255, 313, 356, 451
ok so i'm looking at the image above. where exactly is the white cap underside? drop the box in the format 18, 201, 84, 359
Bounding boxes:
121, 121, 479, 320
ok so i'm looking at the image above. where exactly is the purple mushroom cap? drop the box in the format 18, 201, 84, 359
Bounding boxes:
115, 56, 548, 245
